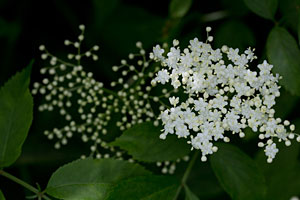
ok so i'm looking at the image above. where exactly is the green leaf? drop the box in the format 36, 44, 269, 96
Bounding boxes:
169, 0, 193, 18
265, 164, 300, 200
187, 156, 224, 198
221, 0, 250, 16
92, 5, 164, 57
255, 141, 299, 179
46, 158, 151, 200
243, 0, 278, 20
106, 175, 179, 200
110, 122, 190, 162
210, 143, 266, 200
273, 88, 299, 118
92, 0, 119, 27
255, 144, 300, 200
279, 0, 300, 33
298, 13, 300, 45
257, 150, 300, 200
214, 20, 256, 50
255, 119, 300, 200
0, 62, 33, 168
184, 185, 200, 200
0, 189, 5, 200
266, 27, 300, 96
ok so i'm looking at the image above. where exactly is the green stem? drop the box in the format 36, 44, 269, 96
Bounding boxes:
101, 87, 119, 97
173, 151, 199, 200
0, 170, 52, 200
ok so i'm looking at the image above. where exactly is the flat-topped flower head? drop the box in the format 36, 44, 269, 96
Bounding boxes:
151, 27, 299, 162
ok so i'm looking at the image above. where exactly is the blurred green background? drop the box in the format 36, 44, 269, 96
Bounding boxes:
0, 0, 300, 199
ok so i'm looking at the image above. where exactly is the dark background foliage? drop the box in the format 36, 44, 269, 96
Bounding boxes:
0, 0, 299, 199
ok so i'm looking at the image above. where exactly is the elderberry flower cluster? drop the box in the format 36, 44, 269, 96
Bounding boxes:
150, 27, 299, 163
32, 25, 188, 174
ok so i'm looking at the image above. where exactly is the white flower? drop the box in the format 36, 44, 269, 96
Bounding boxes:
211, 94, 228, 110
166, 47, 181, 68
244, 47, 256, 61
227, 48, 239, 62
194, 98, 208, 112
258, 60, 273, 74
263, 95, 276, 108
169, 96, 179, 106
265, 143, 278, 162
151, 31, 299, 162
151, 45, 164, 60
265, 118, 277, 135
180, 51, 193, 67
154, 69, 170, 84
189, 38, 203, 52
189, 72, 205, 93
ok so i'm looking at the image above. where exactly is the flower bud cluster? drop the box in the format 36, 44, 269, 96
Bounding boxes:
33, 25, 187, 173
150, 28, 299, 162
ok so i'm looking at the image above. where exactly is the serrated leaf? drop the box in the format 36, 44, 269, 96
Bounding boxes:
169, 0, 193, 18
0, 62, 33, 168
210, 143, 266, 200
243, 0, 278, 20
110, 122, 190, 162
266, 27, 300, 96
0, 190, 5, 200
184, 185, 200, 200
106, 175, 179, 200
46, 158, 151, 200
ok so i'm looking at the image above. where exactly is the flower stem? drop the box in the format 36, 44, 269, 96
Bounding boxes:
0, 170, 52, 200
173, 150, 199, 200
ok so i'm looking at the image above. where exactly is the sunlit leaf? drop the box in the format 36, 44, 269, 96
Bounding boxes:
46, 158, 151, 200
0, 62, 33, 168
